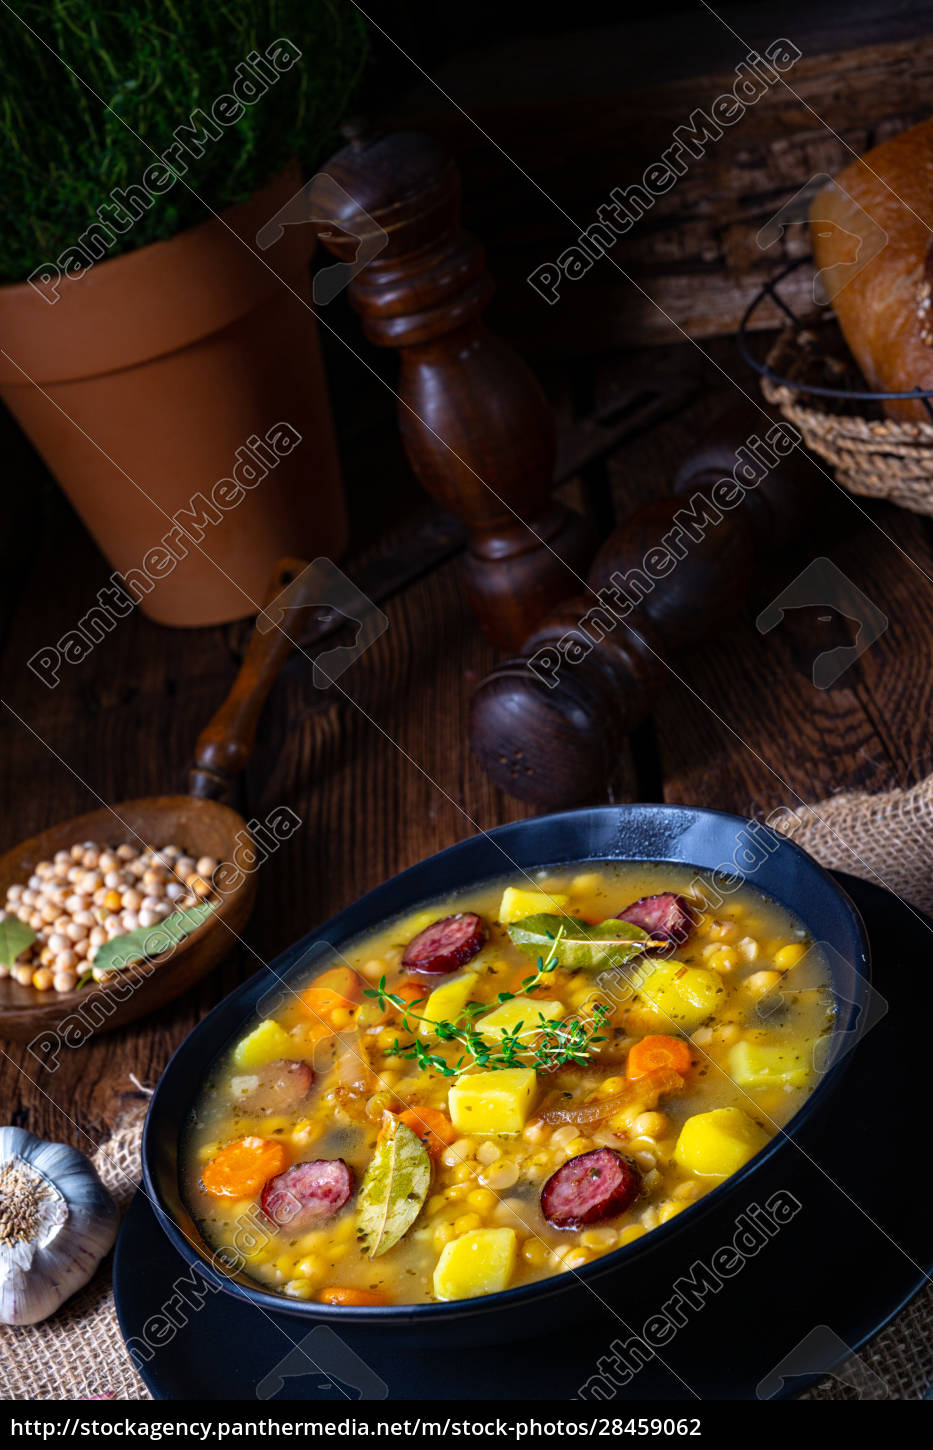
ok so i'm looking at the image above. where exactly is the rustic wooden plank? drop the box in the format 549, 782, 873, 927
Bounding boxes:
0, 501, 246, 1146
397, 19, 933, 351
8, 320, 929, 1157
0, 562, 511, 1148
0, 357, 643, 1151
651, 613, 896, 817
397, 0, 933, 108
836, 506, 933, 790
595, 340, 933, 816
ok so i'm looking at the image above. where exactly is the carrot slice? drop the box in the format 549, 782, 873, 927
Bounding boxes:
299, 966, 362, 1021
626, 1034, 693, 1081
298, 1019, 336, 1049
396, 1106, 456, 1157
390, 980, 428, 1020
318, 1286, 389, 1307
201, 1136, 290, 1198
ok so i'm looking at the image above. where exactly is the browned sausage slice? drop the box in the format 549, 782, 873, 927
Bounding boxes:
401, 912, 487, 975
541, 1148, 641, 1228
233, 1059, 314, 1115
617, 893, 695, 952
261, 1159, 354, 1229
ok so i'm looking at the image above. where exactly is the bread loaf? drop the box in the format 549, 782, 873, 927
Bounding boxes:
810, 120, 933, 421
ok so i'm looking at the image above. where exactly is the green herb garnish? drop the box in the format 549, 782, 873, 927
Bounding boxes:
507, 913, 657, 969
92, 902, 215, 975
357, 1118, 432, 1257
0, 917, 36, 967
363, 927, 613, 1076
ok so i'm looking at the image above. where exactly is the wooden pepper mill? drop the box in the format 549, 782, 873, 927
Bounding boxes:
309, 130, 596, 649
469, 405, 818, 806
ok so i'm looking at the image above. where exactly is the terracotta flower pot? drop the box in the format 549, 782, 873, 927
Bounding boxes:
0, 165, 346, 626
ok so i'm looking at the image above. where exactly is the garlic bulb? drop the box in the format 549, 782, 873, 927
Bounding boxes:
0, 1126, 118, 1325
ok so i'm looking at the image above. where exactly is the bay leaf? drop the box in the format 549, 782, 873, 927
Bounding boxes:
357, 1116, 431, 1258
93, 902, 215, 975
0, 916, 37, 967
506, 913, 652, 969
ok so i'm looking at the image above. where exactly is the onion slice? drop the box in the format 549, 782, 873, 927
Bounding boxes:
535, 1068, 684, 1127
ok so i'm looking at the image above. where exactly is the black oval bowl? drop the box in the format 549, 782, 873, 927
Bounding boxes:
142, 804, 870, 1348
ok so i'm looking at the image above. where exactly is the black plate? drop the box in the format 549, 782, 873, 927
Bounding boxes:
115, 871, 931, 1401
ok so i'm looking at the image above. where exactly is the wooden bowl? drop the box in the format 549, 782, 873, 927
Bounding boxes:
0, 796, 257, 1046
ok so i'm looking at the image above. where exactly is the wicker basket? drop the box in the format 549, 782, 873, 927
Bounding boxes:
760, 319, 933, 516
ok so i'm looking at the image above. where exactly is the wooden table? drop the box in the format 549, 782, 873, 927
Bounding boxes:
2, 332, 931, 1145
3, 325, 933, 1401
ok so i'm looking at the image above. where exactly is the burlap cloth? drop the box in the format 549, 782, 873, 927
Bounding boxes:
1, 785, 931, 1402
775, 783, 933, 1399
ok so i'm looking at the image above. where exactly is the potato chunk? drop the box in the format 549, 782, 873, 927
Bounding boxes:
634, 961, 725, 1033
232, 1019, 294, 1071
477, 996, 564, 1044
728, 1040, 812, 1090
674, 1107, 770, 1179
419, 972, 479, 1037
498, 887, 569, 924
433, 1228, 517, 1300
448, 1068, 537, 1134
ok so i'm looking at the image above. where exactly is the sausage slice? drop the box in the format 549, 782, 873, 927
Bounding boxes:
402, 912, 486, 975
261, 1159, 354, 1230
232, 1059, 314, 1115
617, 893, 695, 953
541, 1148, 641, 1229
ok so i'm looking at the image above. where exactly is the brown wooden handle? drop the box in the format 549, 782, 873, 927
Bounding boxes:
189, 558, 316, 800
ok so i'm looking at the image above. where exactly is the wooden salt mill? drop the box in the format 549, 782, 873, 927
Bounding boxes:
309, 130, 596, 649
469, 405, 819, 807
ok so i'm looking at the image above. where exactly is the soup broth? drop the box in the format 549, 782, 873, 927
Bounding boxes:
183, 862, 833, 1306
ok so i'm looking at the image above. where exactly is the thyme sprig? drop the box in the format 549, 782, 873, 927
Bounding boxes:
362, 926, 612, 1077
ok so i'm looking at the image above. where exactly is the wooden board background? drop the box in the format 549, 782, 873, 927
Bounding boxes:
394, 0, 933, 351
3, 335, 932, 1146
